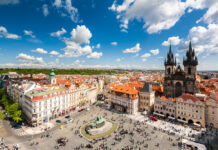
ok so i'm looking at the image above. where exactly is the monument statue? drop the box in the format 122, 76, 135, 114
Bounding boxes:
90, 115, 105, 128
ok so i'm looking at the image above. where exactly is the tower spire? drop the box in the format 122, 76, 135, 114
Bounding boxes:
189, 41, 192, 52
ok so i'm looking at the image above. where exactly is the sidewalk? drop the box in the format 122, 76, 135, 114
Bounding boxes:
126, 112, 203, 141
22, 122, 54, 135
20, 109, 82, 136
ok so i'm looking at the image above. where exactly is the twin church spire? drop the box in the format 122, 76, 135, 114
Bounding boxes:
165, 41, 198, 67
183, 41, 198, 66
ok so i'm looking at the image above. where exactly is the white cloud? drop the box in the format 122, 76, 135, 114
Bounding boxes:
53, 0, 62, 7
109, 0, 186, 34
16, 53, 44, 64
49, 50, 60, 55
71, 25, 92, 44
175, 53, 179, 57
0, 0, 19, 5
24, 30, 36, 38
142, 58, 147, 62
123, 43, 141, 53
150, 49, 159, 55
50, 28, 66, 37
55, 59, 59, 64
60, 25, 93, 58
111, 42, 118, 46
96, 43, 101, 49
187, 23, 218, 55
162, 36, 181, 46
0, 26, 21, 39
109, 0, 218, 34
116, 58, 121, 62
141, 53, 151, 58
197, 2, 218, 24
87, 52, 103, 59
60, 41, 92, 58
74, 59, 80, 64
121, 29, 128, 33
42, 4, 49, 17
31, 48, 48, 54
53, 0, 79, 23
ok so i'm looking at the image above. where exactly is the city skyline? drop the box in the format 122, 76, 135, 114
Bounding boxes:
0, 0, 218, 70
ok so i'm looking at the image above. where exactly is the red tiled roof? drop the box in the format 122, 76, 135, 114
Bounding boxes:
179, 93, 202, 102
56, 80, 71, 84
161, 96, 167, 100
112, 85, 138, 95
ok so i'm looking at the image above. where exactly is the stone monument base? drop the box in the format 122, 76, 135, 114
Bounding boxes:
87, 121, 112, 135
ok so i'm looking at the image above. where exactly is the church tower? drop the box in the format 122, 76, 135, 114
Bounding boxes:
164, 44, 176, 77
183, 41, 199, 94
163, 41, 199, 98
49, 68, 56, 85
164, 45, 177, 97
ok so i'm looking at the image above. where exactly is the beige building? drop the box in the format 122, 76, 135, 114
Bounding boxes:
107, 85, 138, 114
154, 96, 176, 119
176, 94, 205, 127
139, 82, 155, 114
205, 97, 218, 128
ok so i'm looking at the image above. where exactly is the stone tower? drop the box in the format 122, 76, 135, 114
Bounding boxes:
163, 42, 199, 98
164, 45, 177, 97
183, 41, 199, 94
164, 44, 177, 77
139, 82, 155, 114
49, 68, 56, 85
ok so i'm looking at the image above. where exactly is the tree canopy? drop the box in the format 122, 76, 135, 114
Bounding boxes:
0, 68, 124, 75
0, 89, 23, 123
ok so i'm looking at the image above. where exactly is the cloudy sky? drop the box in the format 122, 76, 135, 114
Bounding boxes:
0, 0, 218, 70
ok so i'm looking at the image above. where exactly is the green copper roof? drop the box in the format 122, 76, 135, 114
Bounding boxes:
50, 69, 55, 77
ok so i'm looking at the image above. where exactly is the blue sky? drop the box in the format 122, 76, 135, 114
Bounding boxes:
0, 0, 218, 70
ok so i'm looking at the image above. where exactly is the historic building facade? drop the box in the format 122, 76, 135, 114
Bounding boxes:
139, 82, 155, 114
164, 42, 199, 98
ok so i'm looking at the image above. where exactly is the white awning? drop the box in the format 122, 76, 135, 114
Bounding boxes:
153, 112, 165, 117
182, 139, 207, 150
142, 111, 147, 115
177, 119, 188, 123
194, 123, 201, 127
168, 116, 175, 120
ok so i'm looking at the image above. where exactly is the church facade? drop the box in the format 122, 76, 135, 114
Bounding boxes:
164, 42, 199, 98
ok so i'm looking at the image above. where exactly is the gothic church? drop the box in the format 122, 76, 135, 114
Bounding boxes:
164, 42, 199, 98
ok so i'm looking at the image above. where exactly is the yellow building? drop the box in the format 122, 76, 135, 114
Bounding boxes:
176, 94, 205, 127
205, 98, 218, 128
139, 82, 155, 114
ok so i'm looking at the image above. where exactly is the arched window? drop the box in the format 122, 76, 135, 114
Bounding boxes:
188, 67, 191, 74
167, 68, 171, 74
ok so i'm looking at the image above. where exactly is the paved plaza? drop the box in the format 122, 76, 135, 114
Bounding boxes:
1, 104, 218, 150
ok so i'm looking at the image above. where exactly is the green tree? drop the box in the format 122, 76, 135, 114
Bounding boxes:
7, 103, 19, 117
12, 110, 23, 123
0, 110, 4, 120
0, 94, 8, 107
0, 88, 4, 98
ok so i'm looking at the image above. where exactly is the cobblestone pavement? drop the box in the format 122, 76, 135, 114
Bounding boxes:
2, 104, 217, 150
16, 105, 181, 150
